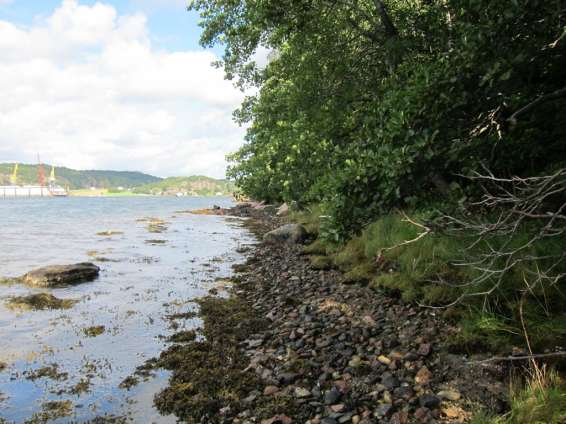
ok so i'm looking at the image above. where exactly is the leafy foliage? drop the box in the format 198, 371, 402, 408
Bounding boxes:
190, 0, 566, 237
133, 176, 234, 196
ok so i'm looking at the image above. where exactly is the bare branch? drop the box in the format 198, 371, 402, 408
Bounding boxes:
508, 86, 566, 126
469, 351, 566, 365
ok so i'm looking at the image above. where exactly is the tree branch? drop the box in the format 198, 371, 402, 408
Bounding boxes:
373, 0, 398, 39
508, 87, 566, 126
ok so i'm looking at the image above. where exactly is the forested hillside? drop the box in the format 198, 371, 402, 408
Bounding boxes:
133, 176, 234, 196
189, 0, 566, 421
0, 163, 161, 189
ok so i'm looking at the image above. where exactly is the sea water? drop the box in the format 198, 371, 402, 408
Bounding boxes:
0, 196, 255, 422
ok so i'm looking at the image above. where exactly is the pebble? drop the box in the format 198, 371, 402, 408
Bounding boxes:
202, 208, 508, 422
437, 389, 461, 401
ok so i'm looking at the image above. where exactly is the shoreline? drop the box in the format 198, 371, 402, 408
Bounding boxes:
148, 207, 508, 423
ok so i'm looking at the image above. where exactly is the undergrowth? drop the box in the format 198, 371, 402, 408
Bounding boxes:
297, 206, 566, 352
296, 205, 566, 421
471, 368, 566, 424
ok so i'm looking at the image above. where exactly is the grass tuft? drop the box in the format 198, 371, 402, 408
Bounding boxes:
472, 368, 566, 424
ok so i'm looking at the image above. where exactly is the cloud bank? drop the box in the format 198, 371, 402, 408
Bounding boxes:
0, 0, 245, 178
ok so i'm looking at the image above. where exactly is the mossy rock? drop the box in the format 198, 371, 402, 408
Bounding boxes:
310, 255, 332, 270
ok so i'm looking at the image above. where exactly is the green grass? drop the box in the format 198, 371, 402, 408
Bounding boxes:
294, 207, 566, 354
289, 204, 324, 236
471, 369, 566, 424
309, 255, 332, 270
293, 206, 566, 423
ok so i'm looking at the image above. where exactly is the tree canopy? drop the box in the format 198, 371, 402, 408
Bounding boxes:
190, 0, 566, 237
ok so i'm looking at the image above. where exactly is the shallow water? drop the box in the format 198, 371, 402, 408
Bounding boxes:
0, 197, 255, 422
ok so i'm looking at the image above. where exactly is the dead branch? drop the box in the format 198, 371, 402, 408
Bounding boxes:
508, 86, 566, 126
426, 167, 566, 309
469, 351, 566, 365
377, 211, 431, 259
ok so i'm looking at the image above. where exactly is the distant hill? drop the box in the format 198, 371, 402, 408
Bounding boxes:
0, 163, 161, 189
133, 176, 235, 196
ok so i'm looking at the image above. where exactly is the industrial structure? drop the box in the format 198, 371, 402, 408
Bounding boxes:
0, 160, 68, 198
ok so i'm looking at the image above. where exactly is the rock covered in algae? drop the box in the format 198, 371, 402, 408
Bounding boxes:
21, 262, 100, 288
6, 293, 78, 311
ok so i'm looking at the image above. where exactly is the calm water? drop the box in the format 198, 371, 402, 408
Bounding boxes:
0, 197, 255, 423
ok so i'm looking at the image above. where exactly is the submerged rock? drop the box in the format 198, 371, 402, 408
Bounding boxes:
263, 224, 307, 245
6, 293, 78, 311
21, 263, 100, 288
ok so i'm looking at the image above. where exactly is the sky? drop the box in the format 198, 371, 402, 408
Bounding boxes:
0, 0, 248, 178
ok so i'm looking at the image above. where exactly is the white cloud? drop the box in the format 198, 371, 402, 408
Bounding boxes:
0, 0, 245, 178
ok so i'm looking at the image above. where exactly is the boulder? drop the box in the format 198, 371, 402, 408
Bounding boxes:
21, 263, 100, 288
276, 203, 290, 217
263, 224, 307, 245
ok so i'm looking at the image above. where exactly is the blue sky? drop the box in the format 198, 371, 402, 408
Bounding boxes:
0, 0, 244, 178
0, 0, 213, 53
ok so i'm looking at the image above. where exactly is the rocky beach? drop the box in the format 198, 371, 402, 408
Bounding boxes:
147, 204, 509, 423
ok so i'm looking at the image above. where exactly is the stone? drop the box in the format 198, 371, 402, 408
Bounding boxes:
295, 387, 312, 398
415, 366, 432, 385
21, 263, 100, 288
377, 355, 391, 365
263, 386, 280, 396
324, 388, 341, 405
389, 411, 409, 424
276, 203, 290, 217
437, 390, 461, 401
262, 415, 293, 424
279, 372, 299, 384
419, 394, 441, 409
330, 404, 346, 413
348, 355, 363, 368
375, 404, 393, 417
417, 343, 431, 357
414, 407, 429, 421
381, 374, 400, 390
263, 224, 308, 245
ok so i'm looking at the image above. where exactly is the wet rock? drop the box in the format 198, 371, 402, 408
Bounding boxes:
263, 224, 307, 245
21, 263, 100, 288
6, 293, 77, 311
